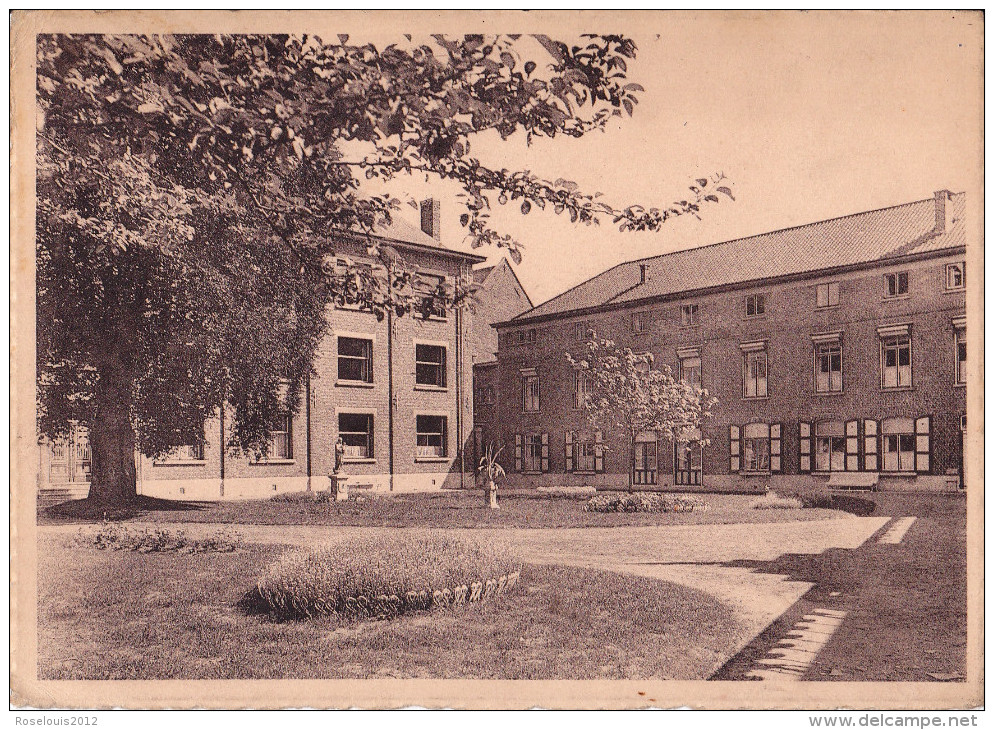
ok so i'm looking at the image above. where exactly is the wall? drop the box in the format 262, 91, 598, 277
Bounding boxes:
494, 252, 967, 492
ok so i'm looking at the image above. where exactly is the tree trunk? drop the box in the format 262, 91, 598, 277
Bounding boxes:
86, 366, 137, 505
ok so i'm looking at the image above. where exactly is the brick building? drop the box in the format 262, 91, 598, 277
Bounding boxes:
470, 258, 534, 474
37, 200, 486, 504
490, 191, 969, 493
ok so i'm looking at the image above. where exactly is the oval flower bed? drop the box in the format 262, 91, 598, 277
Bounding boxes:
255, 533, 520, 620
585, 492, 706, 514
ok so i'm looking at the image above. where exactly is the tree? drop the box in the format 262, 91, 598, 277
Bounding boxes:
37, 33, 733, 505
566, 334, 717, 488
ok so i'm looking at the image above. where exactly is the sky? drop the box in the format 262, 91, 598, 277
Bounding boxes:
369, 12, 983, 306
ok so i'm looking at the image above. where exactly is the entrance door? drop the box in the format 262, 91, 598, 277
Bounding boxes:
48, 427, 90, 484
675, 442, 703, 486
633, 433, 657, 486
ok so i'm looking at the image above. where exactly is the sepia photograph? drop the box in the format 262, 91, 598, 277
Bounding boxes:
9, 9, 983, 711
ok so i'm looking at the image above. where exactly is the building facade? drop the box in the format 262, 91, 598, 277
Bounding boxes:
491, 191, 969, 493
37, 201, 486, 503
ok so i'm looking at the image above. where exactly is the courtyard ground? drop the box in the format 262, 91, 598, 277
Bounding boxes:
36, 491, 966, 682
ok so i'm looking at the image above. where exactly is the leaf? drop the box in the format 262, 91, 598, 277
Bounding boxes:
716, 186, 735, 201
520, 200, 531, 215
696, 178, 708, 188
459, 213, 469, 227
524, 61, 536, 75
509, 248, 522, 265
623, 99, 633, 116
705, 195, 719, 203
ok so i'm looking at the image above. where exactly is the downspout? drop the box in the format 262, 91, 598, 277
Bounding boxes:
387, 308, 395, 492
455, 306, 464, 488
219, 405, 225, 499
305, 372, 312, 490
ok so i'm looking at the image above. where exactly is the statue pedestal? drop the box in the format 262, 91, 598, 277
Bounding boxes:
485, 485, 499, 510
329, 473, 349, 502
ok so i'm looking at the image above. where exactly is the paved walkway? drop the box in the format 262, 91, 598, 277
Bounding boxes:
48, 515, 889, 669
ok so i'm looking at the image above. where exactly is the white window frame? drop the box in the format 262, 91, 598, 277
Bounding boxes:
521, 368, 540, 413
415, 413, 449, 460
814, 340, 843, 393
945, 262, 965, 291
681, 304, 699, 326
745, 293, 766, 318
814, 420, 846, 473
522, 432, 543, 473
884, 271, 909, 298
336, 334, 374, 385
816, 281, 840, 308
256, 413, 294, 463
881, 417, 916, 473
878, 325, 912, 389
572, 321, 587, 340
338, 411, 375, 461
414, 341, 448, 389
740, 342, 768, 398
953, 316, 966, 386
680, 356, 702, 389
631, 310, 649, 334
572, 370, 590, 410
742, 422, 771, 473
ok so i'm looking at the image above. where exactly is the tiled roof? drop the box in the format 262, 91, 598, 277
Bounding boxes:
472, 265, 495, 284
513, 192, 965, 322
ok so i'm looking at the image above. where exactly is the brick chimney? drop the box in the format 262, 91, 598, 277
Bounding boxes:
420, 198, 441, 241
934, 190, 954, 233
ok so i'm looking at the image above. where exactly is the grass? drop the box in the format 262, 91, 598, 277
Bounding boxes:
255, 534, 518, 618
37, 531, 747, 680
713, 492, 966, 681
40, 490, 848, 529
750, 492, 804, 510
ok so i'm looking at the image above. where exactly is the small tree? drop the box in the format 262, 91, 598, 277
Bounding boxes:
566, 334, 717, 488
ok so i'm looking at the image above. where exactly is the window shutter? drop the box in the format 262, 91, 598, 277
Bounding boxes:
915, 416, 931, 474
799, 422, 812, 473
594, 431, 604, 473
541, 432, 550, 472
729, 425, 741, 473
845, 420, 860, 472
564, 430, 574, 473
770, 423, 782, 473
863, 419, 879, 471
514, 434, 522, 472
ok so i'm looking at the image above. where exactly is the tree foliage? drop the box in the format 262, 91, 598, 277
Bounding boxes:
36, 33, 731, 501
566, 334, 717, 445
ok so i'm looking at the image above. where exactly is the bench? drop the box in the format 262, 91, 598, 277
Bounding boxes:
827, 472, 879, 492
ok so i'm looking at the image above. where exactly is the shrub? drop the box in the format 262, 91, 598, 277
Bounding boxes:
254, 533, 521, 619
584, 492, 704, 514
89, 524, 242, 553
750, 492, 804, 510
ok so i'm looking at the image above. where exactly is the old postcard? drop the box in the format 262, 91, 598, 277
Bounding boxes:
10, 9, 984, 710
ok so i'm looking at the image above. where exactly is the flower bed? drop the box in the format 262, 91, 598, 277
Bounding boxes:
88, 524, 242, 553
254, 533, 520, 619
584, 492, 705, 514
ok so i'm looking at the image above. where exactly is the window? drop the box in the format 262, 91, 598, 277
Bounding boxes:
565, 431, 600, 473
266, 414, 293, 460
572, 321, 588, 340
884, 271, 909, 298
742, 422, 770, 472
743, 349, 768, 398
955, 329, 966, 385
169, 444, 205, 461
416, 415, 447, 458
338, 336, 373, 383
632, 311, 649, 334
681, 304, 699, 326
514, 329, 537, 345
814, 421, 846, 472
477, 385, 496, 405
572, 370, 590, 409
945, 262, 965, 291
881, 335, 912, 388
816, 282, 840, 308
521, 371, 540, 412
523, 433, 543, 472
415, 344, 446, 388
745, 293, 766, 317
417, 273, 447, 319
882, 417, 915, 472
680, 356, 702, 389
338, 413, 373, 459
815, 342, 843, 393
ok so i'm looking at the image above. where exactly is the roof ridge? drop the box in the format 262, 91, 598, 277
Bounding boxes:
513, 259, 631, 319
622, 194, 944, 270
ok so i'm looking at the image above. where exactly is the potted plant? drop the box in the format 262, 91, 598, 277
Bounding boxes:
478, 443, 506, 510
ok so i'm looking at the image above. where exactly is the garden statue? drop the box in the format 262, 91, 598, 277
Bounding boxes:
477, 442, 506, 510
333, 436, 345, 474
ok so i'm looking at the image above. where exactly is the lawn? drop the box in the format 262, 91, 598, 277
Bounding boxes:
713, 492, 967, 682
40, 490, 850, 529
37, 531, 748, 680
